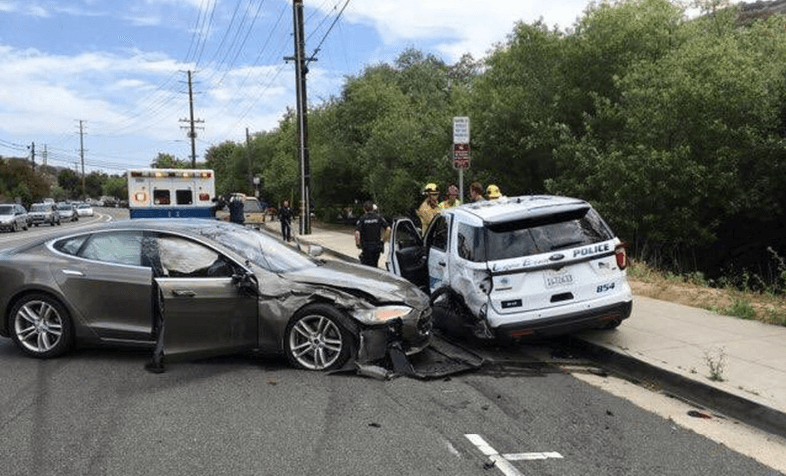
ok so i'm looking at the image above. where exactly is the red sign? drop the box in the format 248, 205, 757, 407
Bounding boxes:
453, 143, 471, 169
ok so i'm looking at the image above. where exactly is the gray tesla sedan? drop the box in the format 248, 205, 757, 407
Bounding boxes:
0, 219, 432, 371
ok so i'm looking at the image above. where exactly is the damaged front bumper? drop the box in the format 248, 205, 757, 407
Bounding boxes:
356, 307, 433, 363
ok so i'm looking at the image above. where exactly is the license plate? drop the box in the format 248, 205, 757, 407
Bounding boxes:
545, 269, 574, 288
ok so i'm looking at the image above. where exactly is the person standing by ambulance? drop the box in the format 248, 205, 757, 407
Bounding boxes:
355, 200, 389, 267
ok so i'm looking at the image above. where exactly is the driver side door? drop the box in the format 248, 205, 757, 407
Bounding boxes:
152, 234, 258, 361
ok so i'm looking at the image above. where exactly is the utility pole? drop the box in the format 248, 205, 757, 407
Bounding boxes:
287, 0, 312, 235
179, 70, 204, 168
78, 120, 86, 199
246, 128, 254, 194
29, 142, 35, 169
42, 145, 47, 168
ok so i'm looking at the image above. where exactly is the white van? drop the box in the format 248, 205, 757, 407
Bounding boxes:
387, 195, 633, 341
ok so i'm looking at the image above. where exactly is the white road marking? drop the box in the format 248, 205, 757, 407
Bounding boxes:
503, 452, 563, 461
464, 434, 563, 476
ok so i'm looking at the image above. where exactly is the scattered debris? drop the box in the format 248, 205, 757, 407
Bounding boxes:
687, 410, 712, 419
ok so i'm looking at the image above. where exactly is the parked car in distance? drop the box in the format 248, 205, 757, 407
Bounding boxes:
76, 203, 94, 217
0, 219, 432, 371
387, 195, 633, 342
56, 203, 78, 222
215, 193, 268, 227
28, 203, 61, 227
0, 204, 29, 232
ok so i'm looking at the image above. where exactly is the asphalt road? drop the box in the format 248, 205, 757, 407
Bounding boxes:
0, 210, 782, 476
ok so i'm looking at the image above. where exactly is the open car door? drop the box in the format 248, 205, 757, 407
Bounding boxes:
156, 275, 258, 361
387, 218, 429, 290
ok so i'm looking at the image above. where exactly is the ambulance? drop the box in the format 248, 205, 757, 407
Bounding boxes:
127, 169, 216, 219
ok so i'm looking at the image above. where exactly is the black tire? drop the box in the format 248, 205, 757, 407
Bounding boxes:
431, 288, 473, 338
10, 294, 74, 358
284, 304, 353, 371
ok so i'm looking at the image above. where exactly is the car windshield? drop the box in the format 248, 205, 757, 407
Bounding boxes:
0, 205, 13, 215
31, 204, 47, 212
457, 207, 614, 262
78, 204, 90, 209
244, 200, 263, 212
57, 204, 72, 211
199, 225, 318, 273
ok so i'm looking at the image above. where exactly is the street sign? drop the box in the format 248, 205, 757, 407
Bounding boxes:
453, 143, 471, 169
453, 116, 470, 144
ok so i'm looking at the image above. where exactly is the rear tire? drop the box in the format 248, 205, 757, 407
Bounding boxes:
10, 294, 74, 358
284, 304, 353, 371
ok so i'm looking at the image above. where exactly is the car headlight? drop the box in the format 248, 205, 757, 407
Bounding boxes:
351, 305, 413, 325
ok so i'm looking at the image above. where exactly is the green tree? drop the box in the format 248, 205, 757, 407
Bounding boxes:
57, 169, 80, 199
151, 153, 189, 169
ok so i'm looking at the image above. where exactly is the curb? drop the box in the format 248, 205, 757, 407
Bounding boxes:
565, 335, 786, 439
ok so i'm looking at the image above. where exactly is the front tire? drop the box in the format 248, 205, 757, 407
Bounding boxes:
284, 304, 353, 371
10, 294, 74, 358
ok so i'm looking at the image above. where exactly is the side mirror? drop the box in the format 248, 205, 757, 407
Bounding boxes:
231, 271, 259, 297
308, 245, 324, 258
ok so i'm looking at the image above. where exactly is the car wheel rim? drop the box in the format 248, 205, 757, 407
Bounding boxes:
288, 315, 343, 370
14, 300, 64, 354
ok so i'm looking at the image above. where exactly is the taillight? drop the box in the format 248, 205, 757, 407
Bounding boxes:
615, 243, 628, 270
199, 193, 210, 201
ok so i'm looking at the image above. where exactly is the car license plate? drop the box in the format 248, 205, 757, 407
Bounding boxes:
545, 269, 574, 288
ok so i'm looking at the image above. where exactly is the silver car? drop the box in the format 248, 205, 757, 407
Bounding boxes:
56, 203, 78, 222
29, 203, 61, 226
0, 204, 29, 232
0, 219, 431, 371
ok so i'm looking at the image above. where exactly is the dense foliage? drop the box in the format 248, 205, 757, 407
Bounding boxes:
219, 0, 782, 286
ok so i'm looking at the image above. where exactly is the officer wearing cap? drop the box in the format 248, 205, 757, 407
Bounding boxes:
416, 183, 441, 234
355, 200, 389, 267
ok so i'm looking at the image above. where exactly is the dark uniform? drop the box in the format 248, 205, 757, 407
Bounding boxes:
228, 197, 245, 224
356, 210, 389, 267
278, 204, 293, 241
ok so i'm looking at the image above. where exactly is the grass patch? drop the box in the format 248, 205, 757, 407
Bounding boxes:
627, 260, 786, 326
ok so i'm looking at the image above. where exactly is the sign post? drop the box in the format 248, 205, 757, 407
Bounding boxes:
453, 117, 470, 199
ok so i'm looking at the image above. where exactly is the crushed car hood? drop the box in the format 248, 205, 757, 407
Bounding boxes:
285, 260, 429, 308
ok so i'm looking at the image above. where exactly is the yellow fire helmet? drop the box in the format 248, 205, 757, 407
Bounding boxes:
423, 183, 439, 195
486, 184, 501, 199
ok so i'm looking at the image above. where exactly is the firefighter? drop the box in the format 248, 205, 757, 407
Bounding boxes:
416, 183, 441, 234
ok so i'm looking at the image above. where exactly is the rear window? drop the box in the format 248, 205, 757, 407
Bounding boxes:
457, 207, 614, 263
0, 205, 13, 214
176, 189, 193, 205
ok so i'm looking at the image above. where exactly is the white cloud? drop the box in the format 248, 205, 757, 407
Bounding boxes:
333, 0, 589, 61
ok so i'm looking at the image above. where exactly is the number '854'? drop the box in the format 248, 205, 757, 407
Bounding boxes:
597, 282, 615, 293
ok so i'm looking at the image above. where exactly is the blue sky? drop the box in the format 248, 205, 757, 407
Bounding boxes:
0, 0, 664, 175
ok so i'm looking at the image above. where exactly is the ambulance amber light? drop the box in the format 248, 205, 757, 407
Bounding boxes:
200, 172, 212, 178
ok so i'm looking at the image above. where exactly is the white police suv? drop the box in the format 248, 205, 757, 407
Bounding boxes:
386, 195, 632, 341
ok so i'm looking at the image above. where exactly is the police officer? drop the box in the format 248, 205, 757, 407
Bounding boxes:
229, 194, 245, 224
355, 200, 389, 268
